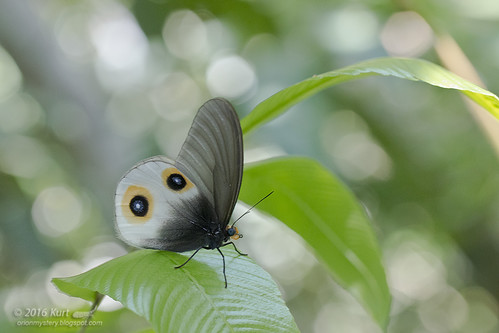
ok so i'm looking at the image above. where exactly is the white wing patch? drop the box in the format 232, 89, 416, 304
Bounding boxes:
115, 158, 200, 248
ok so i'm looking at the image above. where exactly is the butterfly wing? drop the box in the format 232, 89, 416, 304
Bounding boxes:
115, 156, 216, 252
175, 98, 243, 226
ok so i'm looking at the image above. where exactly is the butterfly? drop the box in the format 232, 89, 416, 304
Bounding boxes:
114, 98, 245, 288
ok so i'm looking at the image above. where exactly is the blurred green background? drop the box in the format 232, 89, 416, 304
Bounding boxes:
1, 0, 499, 332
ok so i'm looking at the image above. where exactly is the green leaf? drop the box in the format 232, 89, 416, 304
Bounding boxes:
239, 157, 391, 330
52, 249, 298, 333
241, 57, 499, 134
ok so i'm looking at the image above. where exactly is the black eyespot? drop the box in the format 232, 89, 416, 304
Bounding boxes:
167, 173, 186, 191
129, 195, 149, 217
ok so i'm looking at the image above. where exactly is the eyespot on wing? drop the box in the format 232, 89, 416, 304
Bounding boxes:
162, 167, 194, 193
121, 185, 154, 224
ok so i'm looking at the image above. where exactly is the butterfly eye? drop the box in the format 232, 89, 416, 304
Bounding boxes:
226, 226, 242, 240
167, 173, 186, 191
129, 195, 149, 217
227, 227, 236, 236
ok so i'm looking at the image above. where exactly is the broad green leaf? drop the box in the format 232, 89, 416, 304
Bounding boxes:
239, 157, 390, 330
52, 249, 298, 333
241, 57, 499, 134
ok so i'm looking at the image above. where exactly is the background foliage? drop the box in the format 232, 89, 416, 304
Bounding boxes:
1, 0, 499, 332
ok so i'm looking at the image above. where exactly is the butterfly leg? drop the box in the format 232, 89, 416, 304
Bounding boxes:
174, 247, 203, 269
216, 247, 228, 288
221, 241, 248, 256
175, 247, 228, 288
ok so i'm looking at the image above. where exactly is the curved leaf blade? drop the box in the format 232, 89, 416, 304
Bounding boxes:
52, 249, 298, 333
241, 57, 499, 134
239, 157, 390, 329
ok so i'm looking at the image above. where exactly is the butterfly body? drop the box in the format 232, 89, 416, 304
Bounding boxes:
114, 98, 243, 286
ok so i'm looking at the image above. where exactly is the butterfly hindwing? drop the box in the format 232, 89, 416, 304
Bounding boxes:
115, 98, 243, 253
115, 156, 216, 252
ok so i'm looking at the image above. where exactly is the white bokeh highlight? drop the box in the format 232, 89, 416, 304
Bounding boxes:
32, 186, 83, 237
206, 55, 256, 99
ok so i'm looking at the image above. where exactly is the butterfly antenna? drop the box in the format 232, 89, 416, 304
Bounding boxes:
232, 191, 274, 227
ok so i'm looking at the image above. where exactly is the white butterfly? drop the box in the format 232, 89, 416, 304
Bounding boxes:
115, 98, 244, 287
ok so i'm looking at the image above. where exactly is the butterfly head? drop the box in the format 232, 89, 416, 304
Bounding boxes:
226, 225, 242, 240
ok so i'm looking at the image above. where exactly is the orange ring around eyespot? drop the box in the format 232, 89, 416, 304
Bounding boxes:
161, 167, 194, 193
121, 185, 154, 224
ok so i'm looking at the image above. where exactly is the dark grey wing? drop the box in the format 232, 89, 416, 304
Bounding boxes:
175, 98, 243, 226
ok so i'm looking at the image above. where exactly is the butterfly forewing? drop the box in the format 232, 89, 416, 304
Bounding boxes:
175, 98, 243, 226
